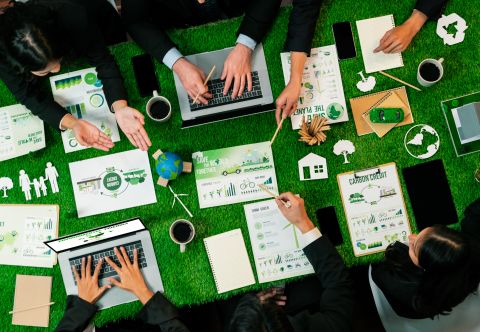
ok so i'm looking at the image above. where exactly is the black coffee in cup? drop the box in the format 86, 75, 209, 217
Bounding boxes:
172, 221, 193, 243
149, 100, 170, 120
419, 63, 441, 82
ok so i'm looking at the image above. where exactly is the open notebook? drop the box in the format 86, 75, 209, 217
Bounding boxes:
356, 15, 404, 73
204, 229, 255, 293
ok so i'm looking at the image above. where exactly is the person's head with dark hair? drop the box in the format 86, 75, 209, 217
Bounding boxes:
407, 225, 480, 316
0, 1, 65, 76
228, 294, 294, 332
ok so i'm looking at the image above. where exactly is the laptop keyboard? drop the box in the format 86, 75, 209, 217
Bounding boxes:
189, 71, 263, 111
69, 241, 147, 284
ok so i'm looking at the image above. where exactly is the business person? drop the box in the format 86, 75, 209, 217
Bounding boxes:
121, 0, 281, 104
229, 192, 354, 332
56, 246, 189, 332
371, 198, 480, 319
374, 0, 449, 53
0, 0, 151, 151
275, 0, 322, 125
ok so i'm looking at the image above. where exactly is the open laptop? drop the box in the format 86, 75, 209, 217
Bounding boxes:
44, 218, 163, 309
174, 43, 274, 128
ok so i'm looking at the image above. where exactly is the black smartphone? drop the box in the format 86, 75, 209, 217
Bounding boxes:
131, 54, 160, 97
316, 206, 344, 246
332, 22, 356, 60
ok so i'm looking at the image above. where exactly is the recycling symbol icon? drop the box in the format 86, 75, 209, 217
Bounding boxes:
436, 13, 468, 46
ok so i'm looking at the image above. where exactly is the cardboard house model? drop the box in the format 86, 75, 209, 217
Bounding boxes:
298, 153, 328, 181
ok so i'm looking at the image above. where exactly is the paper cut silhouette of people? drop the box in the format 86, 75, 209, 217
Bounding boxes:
32, 178, 41, 198
45, 162, 59, 193
19, 170, 32, 201
39, 176, 48, 196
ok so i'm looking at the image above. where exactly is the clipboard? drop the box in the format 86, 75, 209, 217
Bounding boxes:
337, 163, 411, 257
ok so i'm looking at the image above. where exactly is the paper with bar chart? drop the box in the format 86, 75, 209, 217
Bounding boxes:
0, 204, 59, 268
192, 142, 278, 208
50, 68, 120, 153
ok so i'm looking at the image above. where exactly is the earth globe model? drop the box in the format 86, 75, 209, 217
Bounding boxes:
152, 150, 192, 186
404, 124, 440, 159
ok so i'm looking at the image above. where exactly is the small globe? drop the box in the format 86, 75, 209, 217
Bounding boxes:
404, 125, 440, 159
155, 152, 183, 181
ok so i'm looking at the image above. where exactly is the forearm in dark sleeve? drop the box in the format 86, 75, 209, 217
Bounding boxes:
461, 198, 480, 243
414, 0, 448, 19
284, 0, 322, 54
237, 0, 281, 43
137, 292, 190, 331
55, 295, 97, 332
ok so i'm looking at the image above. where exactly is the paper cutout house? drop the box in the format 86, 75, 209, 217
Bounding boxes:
298, 153, 328, 181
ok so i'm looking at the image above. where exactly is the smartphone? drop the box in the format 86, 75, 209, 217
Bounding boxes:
131, 54, 160, 97
316, 206, 344, 246
332, 22, 357, 60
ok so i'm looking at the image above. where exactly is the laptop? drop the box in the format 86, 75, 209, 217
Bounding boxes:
174, 43, 274, 128
44, 218, 163, 309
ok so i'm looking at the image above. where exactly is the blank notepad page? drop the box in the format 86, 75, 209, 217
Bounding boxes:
204, 229, 255, 293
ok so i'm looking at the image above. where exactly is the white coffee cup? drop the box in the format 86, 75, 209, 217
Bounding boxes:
417, 58, 444, 87
169, 219, 195, 253
146, 90, 172, 122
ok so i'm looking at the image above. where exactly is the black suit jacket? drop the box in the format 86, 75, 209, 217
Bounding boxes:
55, 292, 189, 332
415, 0, 448, 19
0, 0, 126, 129
285, 236, 354, 332
372, 198, 480, 319
284, 0, 321, 54
121, 0, 280, 64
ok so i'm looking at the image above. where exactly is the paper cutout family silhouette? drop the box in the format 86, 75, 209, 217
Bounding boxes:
19, 162, 60, 201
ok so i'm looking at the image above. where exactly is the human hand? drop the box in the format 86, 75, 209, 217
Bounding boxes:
256, 287, 287, 306
221, 43, 253, 99
275, 81, 301, 125
113, 101, 152, 151
173, 58, 212, 105
275, 192, 315, 233
71, 118, 114, 152
72, 256, 111, 304
374, 10, 427, 54
105, 247, 154, 305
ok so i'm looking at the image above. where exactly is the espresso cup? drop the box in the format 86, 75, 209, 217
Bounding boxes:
169, 219, 195, 253
146, 90, 172, 122
417, 58, 444, 87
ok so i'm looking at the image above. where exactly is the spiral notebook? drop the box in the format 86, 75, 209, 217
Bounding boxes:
204, 229, 255, 294
356, 15, 404, 73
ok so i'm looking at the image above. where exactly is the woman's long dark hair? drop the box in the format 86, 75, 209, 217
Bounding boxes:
0, 1, 66, 74
413, 225, 480, 316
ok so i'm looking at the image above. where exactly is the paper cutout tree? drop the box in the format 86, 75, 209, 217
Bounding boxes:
333, 140, 355, 164
0, 177, 13, 197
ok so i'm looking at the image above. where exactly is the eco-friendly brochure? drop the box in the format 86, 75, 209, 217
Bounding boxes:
0, 204, 58, 268
50, 68, 120, 153
337, 163, 411, 256
0, 104, 45, 162
69, 149, 157, 218
192, 142, 278, 208
280, 45, 348, 130
244, 199, 314, 283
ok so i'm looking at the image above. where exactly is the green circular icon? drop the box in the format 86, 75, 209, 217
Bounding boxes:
84, 73, 97, 85
256, 233, 264, 240
90, 93, 105, 108
254, 222, 262, 230
259, 243, 266, 250
103, 172, 122, 191
327, 102, 344, 120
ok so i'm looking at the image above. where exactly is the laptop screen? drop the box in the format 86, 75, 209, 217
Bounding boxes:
45, 218, 145, 253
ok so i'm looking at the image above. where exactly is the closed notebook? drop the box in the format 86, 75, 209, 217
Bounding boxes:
356, 15, 404, 73
204, 229, 255, 294
12, 275, 52, 327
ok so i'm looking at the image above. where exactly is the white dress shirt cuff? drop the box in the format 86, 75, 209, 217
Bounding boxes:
163, 47, 184, 70
301, 227, 322, 248
236, 34, 257, 51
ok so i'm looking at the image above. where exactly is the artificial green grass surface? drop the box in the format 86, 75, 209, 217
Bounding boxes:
1, 0, 479, 330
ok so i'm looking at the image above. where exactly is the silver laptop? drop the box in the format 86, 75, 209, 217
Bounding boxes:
45, 218, 163, 309
174, 43, 273, 126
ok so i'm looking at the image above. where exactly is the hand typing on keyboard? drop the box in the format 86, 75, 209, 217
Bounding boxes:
72, 256, 111, 304
221, 43, 253, 99
173, 58, 212, 105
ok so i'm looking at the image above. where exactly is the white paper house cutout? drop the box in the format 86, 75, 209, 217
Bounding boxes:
298, 153, 328, 181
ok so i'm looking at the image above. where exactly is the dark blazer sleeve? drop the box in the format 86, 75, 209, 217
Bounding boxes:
137, 291, 190, 331
284, 0, 321, 54
55, 295, 97, 332
121, 0, 177, 63
461, 198, 480, 244
290, 237, 353, 332
237, 0, 281, 44
414, 0, 448, 19
0, 65, 67, 129
58, 2, 128, 108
